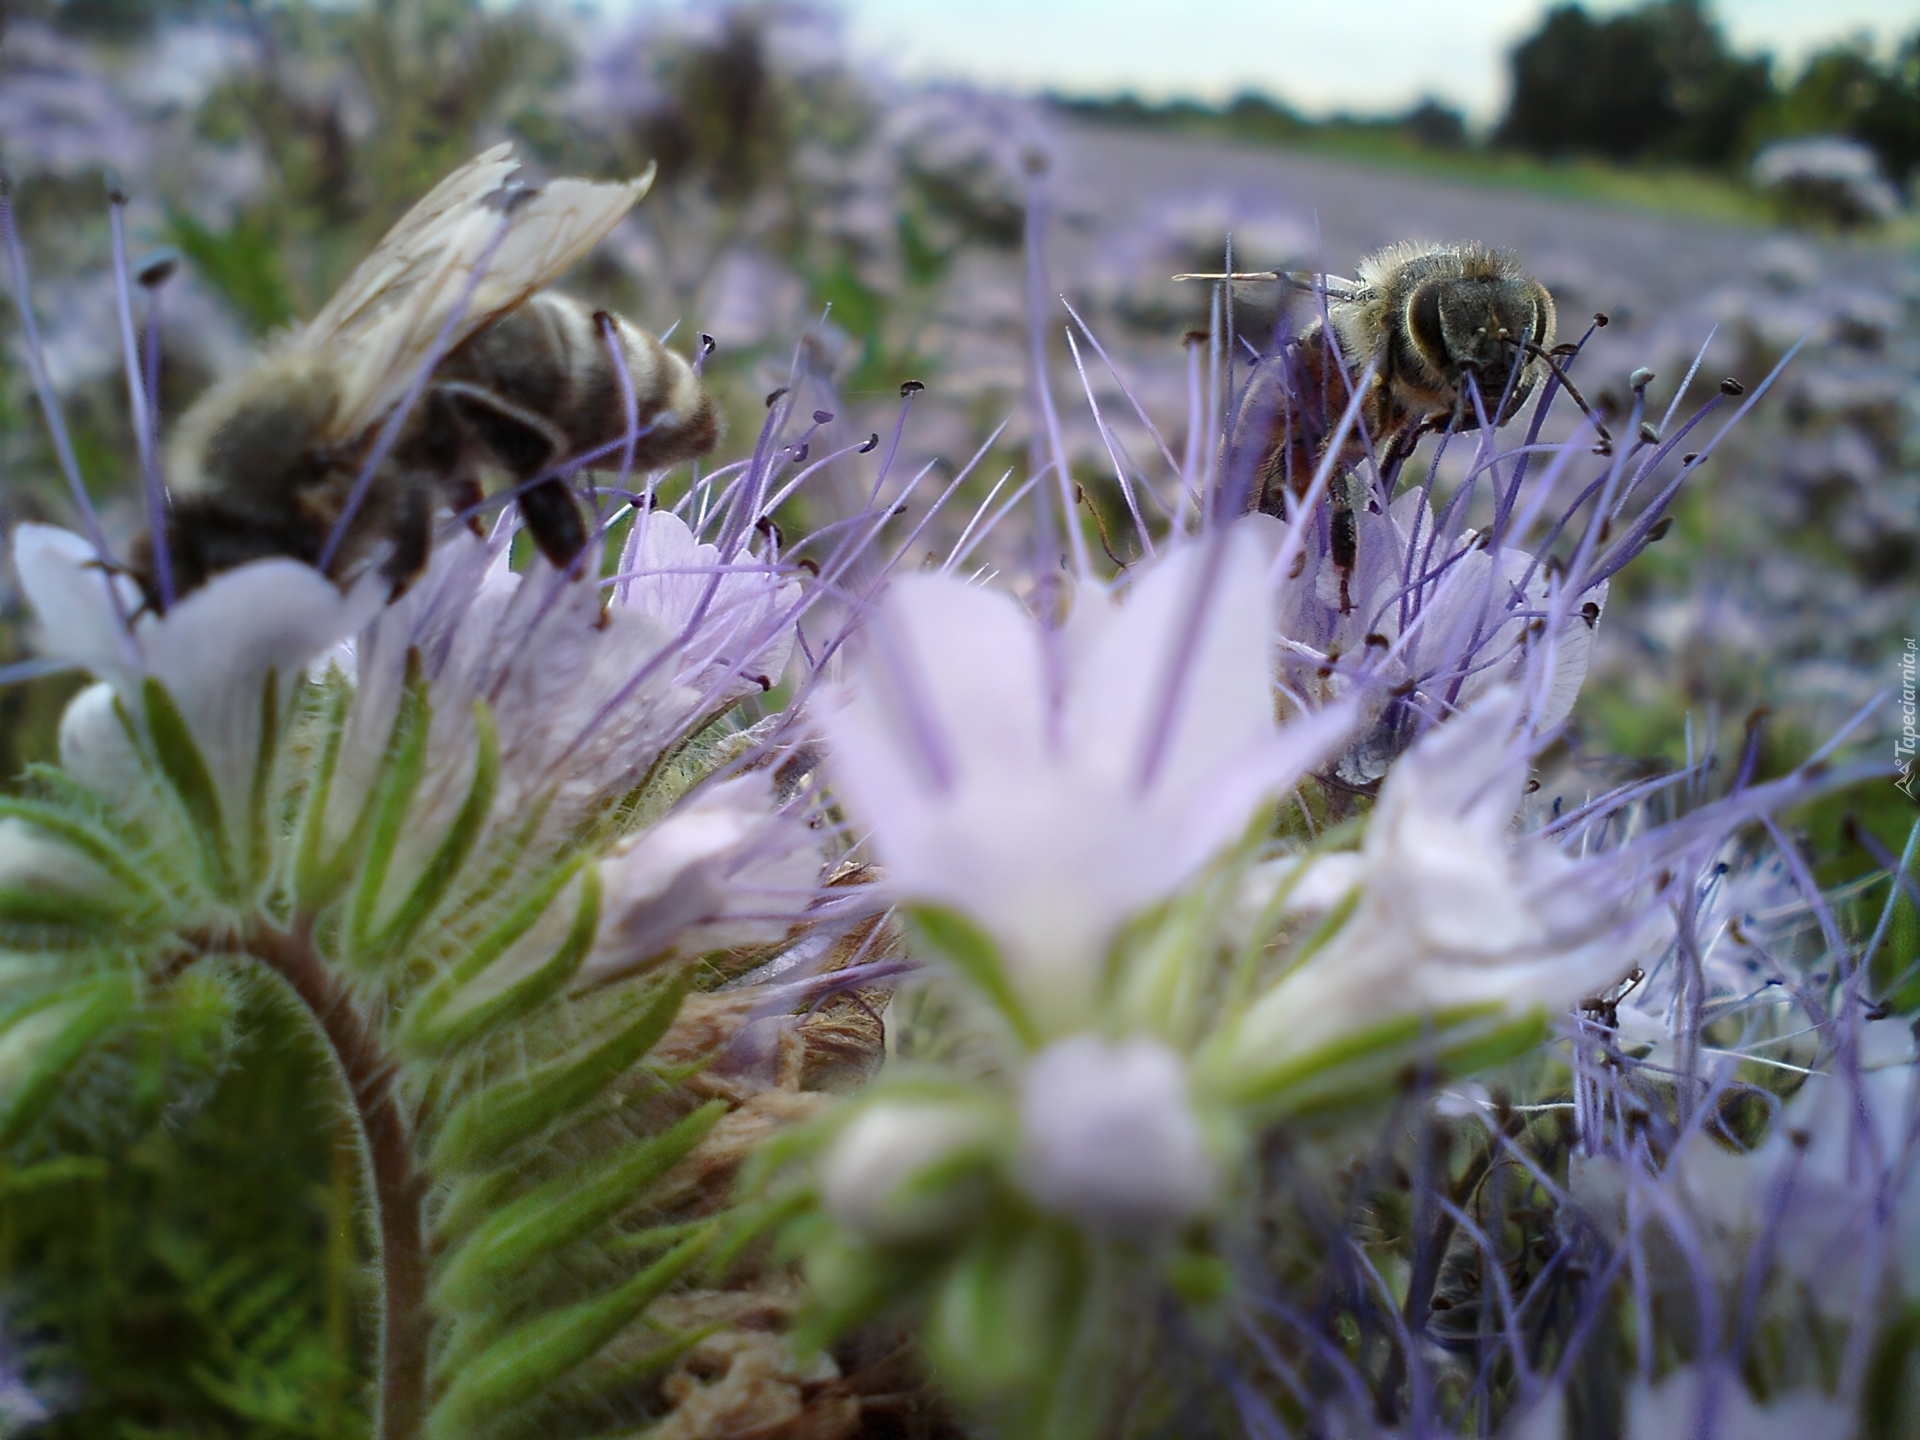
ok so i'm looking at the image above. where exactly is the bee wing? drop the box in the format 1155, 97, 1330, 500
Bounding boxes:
294, 144, 657, 441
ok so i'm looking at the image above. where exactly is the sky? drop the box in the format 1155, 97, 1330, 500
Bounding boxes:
834, 0, 1920, 126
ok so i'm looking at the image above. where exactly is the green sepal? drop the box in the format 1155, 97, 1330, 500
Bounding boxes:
704, 1187, 816, 1282
431, 1099, 725, 1314
292, 682, 354, 913
0, 885, 136, 943
0, 798, 156, 901
244, 668, 279, 895
401, 861, 599, 1056
430, 969, 690, 1175
0, 1155, 111, 1193
907, 904, 1039, 1048
1223, 1005, 1546, 1122
0, 979, 133, 1146
347, 664, 432, 958
793, 1221, 947, 1357
366, 702, 498, 956
426, 1228, 713, 1439
925, 1221, 1090, 1403
140, 677, 234, 898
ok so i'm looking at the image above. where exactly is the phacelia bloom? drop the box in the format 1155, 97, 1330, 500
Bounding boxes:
821, 518, 1353, 1034
1226, 687, 1668, 1070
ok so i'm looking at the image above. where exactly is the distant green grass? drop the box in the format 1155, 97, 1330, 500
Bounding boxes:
1054, 99, 1920, 231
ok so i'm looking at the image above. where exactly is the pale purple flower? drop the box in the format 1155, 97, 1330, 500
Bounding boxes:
322, 512, 799, 904
583, 772, 824, 983
821, 519, 1354, 1032
13, 524, 383, 846
1277, 487, 1606, 785
1226, 687, 1669, 1069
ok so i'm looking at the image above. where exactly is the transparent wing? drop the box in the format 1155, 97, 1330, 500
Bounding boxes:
294, 144, 657, 440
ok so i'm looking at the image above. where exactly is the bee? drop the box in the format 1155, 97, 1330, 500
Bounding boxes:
137, 144, 718, 608
1190, 243, 1563, 610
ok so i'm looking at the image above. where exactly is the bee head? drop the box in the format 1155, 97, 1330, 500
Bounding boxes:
1403, 266, 1555, 421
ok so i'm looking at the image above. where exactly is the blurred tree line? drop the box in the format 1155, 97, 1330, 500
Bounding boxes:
1499, 0, 1920, 187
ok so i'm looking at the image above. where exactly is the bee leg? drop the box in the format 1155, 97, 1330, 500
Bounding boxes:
448, 476, 486, 537
1331, 503, 1356, 614
380, 474, 435, 597
1329, 469, 1359, 615
518, 478, 591, 574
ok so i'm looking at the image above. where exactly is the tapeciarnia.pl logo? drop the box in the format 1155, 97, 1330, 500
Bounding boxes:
1898, 637, 1917, 799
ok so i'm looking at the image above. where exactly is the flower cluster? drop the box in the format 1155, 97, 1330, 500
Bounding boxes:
0, 104, 1906, 1440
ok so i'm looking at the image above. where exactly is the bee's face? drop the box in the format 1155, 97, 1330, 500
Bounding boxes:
1398, 267, 1555, 418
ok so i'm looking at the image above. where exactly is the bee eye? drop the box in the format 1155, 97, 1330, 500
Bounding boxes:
1406, 283, 1447, 368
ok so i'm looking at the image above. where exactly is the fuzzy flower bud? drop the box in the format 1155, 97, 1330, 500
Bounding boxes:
819, 1099, 997, 1244
1017, 1034, 1216, 1236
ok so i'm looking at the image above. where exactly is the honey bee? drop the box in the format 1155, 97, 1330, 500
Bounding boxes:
1191, 243, 1564, 609
137, 144, 718, 608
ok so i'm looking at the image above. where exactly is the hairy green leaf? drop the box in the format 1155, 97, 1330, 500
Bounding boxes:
432, 1098, 725, 1313
429, 969, 690, 1174
427, 1229, 713, 1438
402, 862, 600, 1056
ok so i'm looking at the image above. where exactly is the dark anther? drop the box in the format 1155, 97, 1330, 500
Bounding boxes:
900, 379, 925, 397
1364, 632, 1390, 649
1550, 342, 1581, 357
1682, 452, 1699, 465
1525, 777, 1541, 793
136, 248, 181, 288
1580, 601, 1600, 628
1182, 328, 1211, 348
103, 166, 129, 204
1593, 312, 1609, 327
1391, 678, 1418, 697
1720, 377, 1744, 396
755, 516, 783, 544
592, 309, 613, 329
752, 674, 774, 692
790, 443, 809, 463
699, 333, 717, 355
859, 433, 880, 453
813, 409, 834, 424
765, 386, 789, 408
1646, 517, 1673, 542
796, 558, 820, 575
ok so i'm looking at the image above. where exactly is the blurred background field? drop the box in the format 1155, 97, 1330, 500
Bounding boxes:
1, 0, 1917, 1433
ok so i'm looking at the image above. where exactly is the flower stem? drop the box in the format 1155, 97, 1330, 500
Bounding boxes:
188, 920, 429, 1438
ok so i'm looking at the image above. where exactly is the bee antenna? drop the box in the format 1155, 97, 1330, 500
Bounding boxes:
1523, 340, 1612, 446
